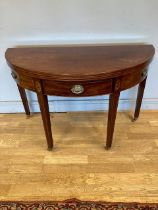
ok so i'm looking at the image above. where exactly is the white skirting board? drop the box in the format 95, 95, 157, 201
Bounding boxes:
0, 99, 158, 113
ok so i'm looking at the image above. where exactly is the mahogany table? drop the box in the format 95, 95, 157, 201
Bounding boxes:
5, 44, 155, 150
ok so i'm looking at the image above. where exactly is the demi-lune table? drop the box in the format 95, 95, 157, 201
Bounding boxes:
5, 44, 155, 150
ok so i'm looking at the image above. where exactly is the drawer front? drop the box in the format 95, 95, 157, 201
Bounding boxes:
43, 79, 112, 96
121, 68, 148, 91
11, 70, 35, 91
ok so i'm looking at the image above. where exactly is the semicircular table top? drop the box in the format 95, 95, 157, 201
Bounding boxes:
5, 44, 155, 81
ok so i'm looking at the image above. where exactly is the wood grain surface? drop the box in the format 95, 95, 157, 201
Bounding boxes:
0, 111, 158, 202
5, 45, 155, 81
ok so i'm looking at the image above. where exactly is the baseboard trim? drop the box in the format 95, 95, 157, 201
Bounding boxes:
0, 98, 158, 113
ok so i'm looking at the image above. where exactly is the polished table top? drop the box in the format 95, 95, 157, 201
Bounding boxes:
5, 44, 155, 150
5, 45, 155, 81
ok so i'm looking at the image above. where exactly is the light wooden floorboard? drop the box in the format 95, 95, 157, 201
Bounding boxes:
0, 111, 158, 202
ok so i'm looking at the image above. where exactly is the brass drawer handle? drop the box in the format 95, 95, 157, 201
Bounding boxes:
141, 70, 147, 78
71, 85, 84, 94
11, 72, 17, 79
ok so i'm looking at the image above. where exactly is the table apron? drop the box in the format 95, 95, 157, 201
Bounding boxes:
11, 68, 148, 96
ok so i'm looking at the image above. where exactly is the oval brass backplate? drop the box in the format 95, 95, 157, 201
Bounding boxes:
141, 69, 148, 78
11, 72, 17, 79
71, 85, 84, 94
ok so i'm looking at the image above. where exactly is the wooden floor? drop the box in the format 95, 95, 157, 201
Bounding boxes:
0, 111, 158, 202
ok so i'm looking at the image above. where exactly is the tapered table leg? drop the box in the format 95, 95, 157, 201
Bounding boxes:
17, 84, 30, 116
37, 92, 53, 150
133, 77, 147, 121
106, 91, 120, 149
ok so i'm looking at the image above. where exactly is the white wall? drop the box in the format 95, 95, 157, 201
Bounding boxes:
0, 0, 158, 113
